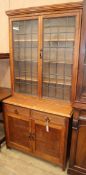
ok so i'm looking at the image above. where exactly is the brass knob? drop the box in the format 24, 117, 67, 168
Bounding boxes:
28, 133, 31, 139
45, 117, 50, 122
14, 109, 19, 115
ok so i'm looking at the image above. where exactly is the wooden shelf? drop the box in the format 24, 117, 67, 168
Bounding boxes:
14, 39, 74, 42
15, 60, 72, 65
44, 39, 74, 42
15, 60, 37, 63
15, 60, 72, 64
15, 33, 38, 35
14, 39, 38, 42
43, 79, 71, 86
15, 77, 38, 82
15, 76, 71, 86
43, 60, 73, 64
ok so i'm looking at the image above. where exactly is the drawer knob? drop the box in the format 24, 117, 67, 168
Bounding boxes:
28, 133, 31, 140
14, 109, 19, 115
45, 117, 50, 122
28, 133, 35, 140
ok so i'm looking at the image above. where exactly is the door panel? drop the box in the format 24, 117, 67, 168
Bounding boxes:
7, 115, 32, 152
75, 117, 86, 169
35, 123, 61, 158
32, 117, 66, 166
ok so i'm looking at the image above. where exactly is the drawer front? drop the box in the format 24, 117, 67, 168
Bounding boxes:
31, 110, 66, 126
4, 104, 30, 117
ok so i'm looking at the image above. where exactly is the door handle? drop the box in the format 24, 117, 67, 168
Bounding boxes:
40, 49, 43, 59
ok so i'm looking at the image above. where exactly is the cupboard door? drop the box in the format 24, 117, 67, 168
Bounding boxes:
75, 116, 86, 170
31, 113, 68, 168
76, 0, 86, 102
42, 14, 80, 101
68, 111, 86, 175
5, 115, 32, 152
12, 19, 38, 96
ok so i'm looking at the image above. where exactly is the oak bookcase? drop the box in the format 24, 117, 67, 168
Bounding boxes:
3, 2, 83, 170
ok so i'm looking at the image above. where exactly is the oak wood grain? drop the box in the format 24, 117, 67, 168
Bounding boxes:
3, 94, 72, 117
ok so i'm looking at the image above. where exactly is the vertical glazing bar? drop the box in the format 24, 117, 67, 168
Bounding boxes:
38, 16, 43, 97
24, 21, 27, 93
63, 17, 67, 100
56, 25, 59, 98
17, 22, 21, 92
48, 22, 51, 98
31, 20, 32, 95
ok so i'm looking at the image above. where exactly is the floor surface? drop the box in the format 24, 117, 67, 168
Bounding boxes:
0, 144, 68, 175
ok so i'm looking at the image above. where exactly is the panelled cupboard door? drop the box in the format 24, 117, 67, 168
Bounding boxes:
75, 116, 86, 171
68, 111, 86, 175
10, 11, 81, 102
31, 117, 67, 168
5, 115, 32, 152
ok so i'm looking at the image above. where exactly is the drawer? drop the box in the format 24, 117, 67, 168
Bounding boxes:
31, 110, 66, 126
4, 104, 30, 117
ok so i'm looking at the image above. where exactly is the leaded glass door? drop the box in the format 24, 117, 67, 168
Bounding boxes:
13, 19, 38, 96
42, 15, 78, 101
11, 12, 80, 101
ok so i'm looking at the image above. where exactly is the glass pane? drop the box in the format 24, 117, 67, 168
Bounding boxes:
42, 16, 76, 101
13, 19, 38, 96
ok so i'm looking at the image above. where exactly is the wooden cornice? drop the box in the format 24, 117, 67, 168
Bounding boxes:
6, 1, 83, 17
0, 53, 9, 59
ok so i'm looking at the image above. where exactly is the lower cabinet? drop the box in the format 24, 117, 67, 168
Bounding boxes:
68, 109, 86, 175
4, 104, 70, 170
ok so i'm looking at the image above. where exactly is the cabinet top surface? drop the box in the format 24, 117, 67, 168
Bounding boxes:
3, 94, 72, 118
0, 88, 11, 102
